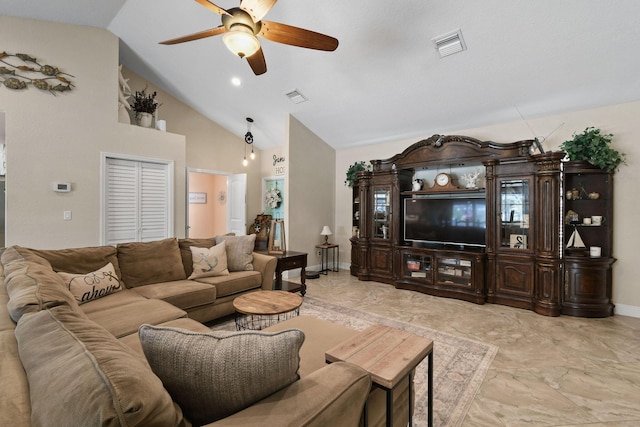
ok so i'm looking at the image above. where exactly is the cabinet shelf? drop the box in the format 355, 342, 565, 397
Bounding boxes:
402, 188, 485, 196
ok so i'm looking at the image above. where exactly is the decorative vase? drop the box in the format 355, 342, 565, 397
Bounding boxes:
136, 112, 153, 128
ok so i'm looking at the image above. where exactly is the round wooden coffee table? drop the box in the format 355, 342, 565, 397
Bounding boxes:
233, 290, 303, 330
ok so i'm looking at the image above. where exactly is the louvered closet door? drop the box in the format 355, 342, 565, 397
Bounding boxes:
105, 158, 171, 245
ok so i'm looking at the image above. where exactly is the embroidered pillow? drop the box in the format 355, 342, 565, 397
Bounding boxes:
188, 242, 229, 279
138, 325, 304, 425
58, 262, 122, 304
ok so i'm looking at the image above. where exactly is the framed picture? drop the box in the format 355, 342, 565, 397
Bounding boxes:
188, 192, 207, 204
510, 234, 527, 249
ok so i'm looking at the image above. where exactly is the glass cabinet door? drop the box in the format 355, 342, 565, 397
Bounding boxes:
499, 178, 531, 249
372, 186, 391, 239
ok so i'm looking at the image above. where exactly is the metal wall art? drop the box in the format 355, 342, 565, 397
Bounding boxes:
0, 51, 74, 94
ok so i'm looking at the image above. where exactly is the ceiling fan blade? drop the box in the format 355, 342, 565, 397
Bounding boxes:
247, 47, 267, 75
259, 21, 338, 51
159, 25, 226, 45
240, 0, 277, 22
194, 0, 230, 16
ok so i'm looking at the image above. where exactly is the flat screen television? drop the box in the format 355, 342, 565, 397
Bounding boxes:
404, 195, 486, 248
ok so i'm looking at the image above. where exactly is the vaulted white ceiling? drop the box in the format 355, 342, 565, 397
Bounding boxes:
2, 0, 640, 150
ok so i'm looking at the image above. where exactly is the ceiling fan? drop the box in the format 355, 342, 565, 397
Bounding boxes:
160, 0, 339, 75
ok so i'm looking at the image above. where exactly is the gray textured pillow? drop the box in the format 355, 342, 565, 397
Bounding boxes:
139, 324, 304, 425
215, 234, 256, 271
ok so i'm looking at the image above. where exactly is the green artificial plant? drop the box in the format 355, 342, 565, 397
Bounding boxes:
345, 161, 370, 187
560, 127, 626, 172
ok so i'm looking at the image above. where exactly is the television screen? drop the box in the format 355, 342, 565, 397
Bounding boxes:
404, 196, 486, 247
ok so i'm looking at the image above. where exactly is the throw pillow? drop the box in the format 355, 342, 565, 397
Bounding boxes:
178, 237, 217, 277
138, 325, 304, 425
188, 242, 229, 279
215, 234, 256, 271
58, 262, 122, 304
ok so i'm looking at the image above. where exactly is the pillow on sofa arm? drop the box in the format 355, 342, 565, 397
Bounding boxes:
215, 234, 256, 271
138, 324, 304, 425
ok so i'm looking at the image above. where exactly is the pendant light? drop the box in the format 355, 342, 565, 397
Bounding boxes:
243, 117, 255, 166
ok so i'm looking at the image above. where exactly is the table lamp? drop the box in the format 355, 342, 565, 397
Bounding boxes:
320, 226, 333, 245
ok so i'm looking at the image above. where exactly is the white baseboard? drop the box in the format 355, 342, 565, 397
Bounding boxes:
614, 304, 640, 318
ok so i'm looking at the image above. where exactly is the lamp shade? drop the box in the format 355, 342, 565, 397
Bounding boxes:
223, 25, 260, 58
320, 226, 332, 245
320, 226, 333, 236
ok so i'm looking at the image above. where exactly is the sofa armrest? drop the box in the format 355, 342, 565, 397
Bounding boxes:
206, 362, 370, 427
252, 252, 277, 291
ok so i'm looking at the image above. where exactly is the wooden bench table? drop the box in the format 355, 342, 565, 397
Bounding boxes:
325, 324, 433, 427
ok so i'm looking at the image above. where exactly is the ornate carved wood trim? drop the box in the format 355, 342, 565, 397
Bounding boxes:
371, 134, 534, 171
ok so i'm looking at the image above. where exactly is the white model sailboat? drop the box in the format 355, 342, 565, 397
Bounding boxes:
566, 227, 586, 248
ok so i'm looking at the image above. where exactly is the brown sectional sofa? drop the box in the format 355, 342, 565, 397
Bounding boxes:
0, 238, 372, 426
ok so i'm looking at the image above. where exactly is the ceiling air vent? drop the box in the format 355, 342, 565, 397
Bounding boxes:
432, 29, 467, 58
285, 89, 307, 104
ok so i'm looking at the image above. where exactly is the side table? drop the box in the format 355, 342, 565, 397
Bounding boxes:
325, 324, 433, 427
316, 243, 339, 274
233, 290, 303, 330
258, 250, 307, 296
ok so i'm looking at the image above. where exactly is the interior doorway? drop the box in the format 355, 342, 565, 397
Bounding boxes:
187, 169, 247, 238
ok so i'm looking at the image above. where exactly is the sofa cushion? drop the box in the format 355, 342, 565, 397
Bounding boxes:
215, 234, 256, 271
139, 324, 304, 425
2, 246, 83, 322
119, 317, 212, 357
188, 241, 229, 279
193, 270, 262, 297
79, 289, 149, 315
85, 298, 187, 338
16, 306, 186, 427
117, 238, 187, 288
31, 245, 123, 284
178, 237, 217, 277
0, 330, 31, 426
131, 280, 217, 310
57, 262, 122, 304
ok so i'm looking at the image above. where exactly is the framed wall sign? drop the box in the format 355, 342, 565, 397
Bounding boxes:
188, 192, 207, 204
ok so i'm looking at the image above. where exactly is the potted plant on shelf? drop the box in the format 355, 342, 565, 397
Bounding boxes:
560, 127, 626, 172
345, 161, 370, 187
131, 86, 160, 128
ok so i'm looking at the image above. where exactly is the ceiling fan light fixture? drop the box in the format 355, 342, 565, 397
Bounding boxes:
223, 25, 260, 58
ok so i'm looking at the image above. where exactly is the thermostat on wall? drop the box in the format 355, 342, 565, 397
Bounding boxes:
53, 182, 71, 192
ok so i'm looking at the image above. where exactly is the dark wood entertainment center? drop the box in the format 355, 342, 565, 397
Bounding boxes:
350, 135, 615, 317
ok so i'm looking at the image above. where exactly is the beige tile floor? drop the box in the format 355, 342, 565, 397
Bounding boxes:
301, 270, 640, 427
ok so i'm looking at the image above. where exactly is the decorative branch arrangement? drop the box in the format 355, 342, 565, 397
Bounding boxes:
0, 51, 74, 95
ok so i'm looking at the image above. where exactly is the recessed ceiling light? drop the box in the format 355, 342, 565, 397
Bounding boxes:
231, 77, 242, 86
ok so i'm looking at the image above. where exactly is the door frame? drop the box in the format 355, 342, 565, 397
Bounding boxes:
186, 167, 247, 237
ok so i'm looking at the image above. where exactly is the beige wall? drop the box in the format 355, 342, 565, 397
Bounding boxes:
122, 68, 264, 232
0, 15, 186, 248
336, 100, 640, 315
289, 116, 336, 268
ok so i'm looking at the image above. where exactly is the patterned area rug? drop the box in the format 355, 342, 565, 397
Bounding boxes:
213, 296, 497, 427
